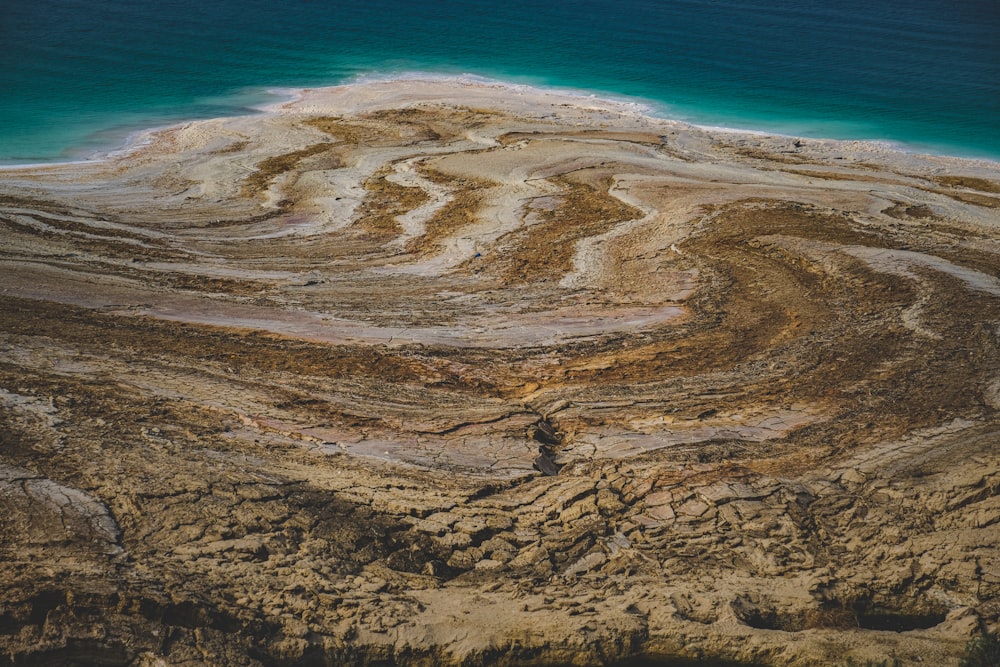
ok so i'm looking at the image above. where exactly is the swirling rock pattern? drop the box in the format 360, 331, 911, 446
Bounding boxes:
1, 80, 999, 666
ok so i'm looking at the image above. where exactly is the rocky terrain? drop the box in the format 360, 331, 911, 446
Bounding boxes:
1, 80, 998, 666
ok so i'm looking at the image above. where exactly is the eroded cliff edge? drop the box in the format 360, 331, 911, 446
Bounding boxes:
1, 80, 998, 666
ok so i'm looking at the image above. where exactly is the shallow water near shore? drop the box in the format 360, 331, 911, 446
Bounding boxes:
1, 0, 998, 163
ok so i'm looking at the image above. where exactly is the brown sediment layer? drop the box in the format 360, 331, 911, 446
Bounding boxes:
408, 166, 495, 255
1, 79, 998, 667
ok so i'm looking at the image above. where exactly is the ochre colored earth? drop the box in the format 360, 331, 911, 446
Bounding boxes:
1, 80, 998, 666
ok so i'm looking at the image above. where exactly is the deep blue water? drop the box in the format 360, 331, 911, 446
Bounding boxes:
1, 0, 998, 164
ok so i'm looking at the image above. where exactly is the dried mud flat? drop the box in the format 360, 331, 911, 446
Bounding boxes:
1, 80, 999, 666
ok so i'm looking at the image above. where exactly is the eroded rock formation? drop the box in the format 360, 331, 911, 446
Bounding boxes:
1, 80, 998, 666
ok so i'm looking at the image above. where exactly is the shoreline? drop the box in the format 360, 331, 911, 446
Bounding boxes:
2, 73, 999, 170
1, 74, 998, 667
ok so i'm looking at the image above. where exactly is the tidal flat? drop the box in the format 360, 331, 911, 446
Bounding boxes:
1, 79, 998, 666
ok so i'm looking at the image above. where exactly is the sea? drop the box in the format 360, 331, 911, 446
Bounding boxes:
1, 0, 998, 165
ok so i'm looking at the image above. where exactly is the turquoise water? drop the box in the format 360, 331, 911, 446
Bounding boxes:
1, 0, 998, 164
